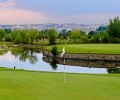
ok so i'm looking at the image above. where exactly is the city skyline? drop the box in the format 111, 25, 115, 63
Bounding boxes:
0, 0, 120, 24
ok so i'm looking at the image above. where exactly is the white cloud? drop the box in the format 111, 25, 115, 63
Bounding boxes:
0, 0, 16, 8
0, 0, 49, 24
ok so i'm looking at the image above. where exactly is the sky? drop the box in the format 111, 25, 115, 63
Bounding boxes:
0, 0, 120, 24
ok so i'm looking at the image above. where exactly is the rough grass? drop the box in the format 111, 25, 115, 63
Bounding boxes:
0, 68, 120, 100
45, 44, 120, 54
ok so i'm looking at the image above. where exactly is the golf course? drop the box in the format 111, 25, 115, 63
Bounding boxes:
45, 44, 120, 54
0, 68, 120, 100
1, 0, 120, 99
1, 44, 120, 100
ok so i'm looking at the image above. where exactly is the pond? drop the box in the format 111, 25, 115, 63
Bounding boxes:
0, 47, 120, 74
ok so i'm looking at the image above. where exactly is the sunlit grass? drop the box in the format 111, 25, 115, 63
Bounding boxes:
0, 68, 120, 100
45, 44, 120, 54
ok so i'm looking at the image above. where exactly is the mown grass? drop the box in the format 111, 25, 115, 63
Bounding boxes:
45, 44, 120, 54
0, 68, 120, 100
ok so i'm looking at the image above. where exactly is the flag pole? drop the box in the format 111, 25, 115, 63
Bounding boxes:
61, 47, 66, 84
64, 57, 66, 84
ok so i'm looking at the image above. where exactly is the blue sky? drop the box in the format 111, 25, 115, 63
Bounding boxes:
0, 0, 120, 24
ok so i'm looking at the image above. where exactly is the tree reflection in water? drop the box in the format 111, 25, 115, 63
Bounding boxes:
11, 47, 41, 64
50, 58, 58, 70
0, 50, 8, 55
43, 56, 120, 73
0, 45, 8, 55
42, 57, 58, 70
28, 50, 38, 64
107, 68, 120, 74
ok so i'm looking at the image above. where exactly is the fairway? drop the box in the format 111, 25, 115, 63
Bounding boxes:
0, 68, 120, 100
45, 44, 120, 54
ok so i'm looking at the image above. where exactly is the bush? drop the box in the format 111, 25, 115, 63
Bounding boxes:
5, 34, 12, 42
51, 46, 58, 57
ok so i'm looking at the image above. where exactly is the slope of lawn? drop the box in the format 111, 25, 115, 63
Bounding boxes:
45, 44, 120, 54
0, 68, 120, 100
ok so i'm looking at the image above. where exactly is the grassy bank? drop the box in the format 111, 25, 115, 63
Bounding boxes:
0, 68, 120, 100
45, 44, 120, 54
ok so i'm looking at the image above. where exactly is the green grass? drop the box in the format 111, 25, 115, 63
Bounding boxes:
45, 44, 120, 54
0, 68, 120, 100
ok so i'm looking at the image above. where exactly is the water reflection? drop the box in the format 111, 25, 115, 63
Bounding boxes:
42, 57, 58, 70
107, 68, 120, 74
11, 47, 41, 64
0, 51, 15, 63
0, 48, 8, 55
43, 57, 120, 69
43, 57, 120, 74
0, 46, 120, 74
50, 58, 58, 70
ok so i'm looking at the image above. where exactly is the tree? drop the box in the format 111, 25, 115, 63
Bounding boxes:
107, 16, 120, 43
96, 26, 107, 32
58, 29, 67, 39
70, 29, 80, 40
28, 29, 39, 45
80, 34, 88, 43
11, 30, 20, 42
90, 32, 101, 43
37, 30, 43, 40
10, 29, 30, 44
14, 33, 23, 44
101, 31, 109, 43
20, 29, 29, 44
51, 46, 58, 57
88, 31, 96, 36
47, 28, 58, 45
4, 28, 11, 34
0, 29, 6, 41
5, 34, 12, 42
37, 29, 47, 41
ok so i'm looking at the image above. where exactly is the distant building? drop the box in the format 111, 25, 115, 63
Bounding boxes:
0, 23, 107, 33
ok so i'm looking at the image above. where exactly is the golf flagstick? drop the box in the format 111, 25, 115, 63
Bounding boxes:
64, 57, 66, 84
61, 47, 66, 84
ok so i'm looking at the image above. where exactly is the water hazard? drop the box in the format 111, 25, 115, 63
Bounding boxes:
0, 46, 120, 74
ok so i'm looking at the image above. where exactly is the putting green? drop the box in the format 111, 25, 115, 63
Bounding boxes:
45, 44, 120, 54
0, 68, 120, 100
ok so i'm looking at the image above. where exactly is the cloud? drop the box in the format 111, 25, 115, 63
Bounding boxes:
0, 3, 119, 24
0, 0, 120, 24
1, 8, 119, 24
0, 8, 47, 24
0, 0, 16, 8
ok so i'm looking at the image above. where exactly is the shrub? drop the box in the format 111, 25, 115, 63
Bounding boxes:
51, 46, 58, 57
